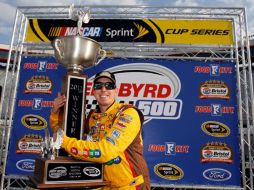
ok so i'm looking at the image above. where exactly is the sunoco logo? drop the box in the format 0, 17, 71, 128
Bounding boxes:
87, 63, 182, 123
154, 163, 184, 180
21, 114, 47, 130
83, 167, 101, 177
16, 159, 35, 172
201, 121, 230, 137
49, 167, 67, 178
203, 168, 231, 181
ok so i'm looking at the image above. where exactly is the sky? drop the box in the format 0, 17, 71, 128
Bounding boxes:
0, 0, 254, 45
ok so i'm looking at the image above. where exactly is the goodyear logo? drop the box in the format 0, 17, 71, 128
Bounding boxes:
21, 114, 47, 130
154, 163, 184, 180
201, 121, 230, 137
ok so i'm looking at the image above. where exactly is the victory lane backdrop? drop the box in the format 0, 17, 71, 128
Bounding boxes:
6, 56, 66, 174
6, 56, 241, 187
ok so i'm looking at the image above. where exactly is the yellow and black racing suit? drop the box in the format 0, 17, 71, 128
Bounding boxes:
50, 101, 150, 190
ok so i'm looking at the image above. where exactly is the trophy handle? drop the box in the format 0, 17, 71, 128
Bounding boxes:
96, 49, 107, 65
54, 39, 64, 59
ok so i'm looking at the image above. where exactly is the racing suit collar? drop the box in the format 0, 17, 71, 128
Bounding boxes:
96, 100, 116, 113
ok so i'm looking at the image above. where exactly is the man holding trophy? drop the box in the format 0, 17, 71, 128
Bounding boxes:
50, 71, 150, 189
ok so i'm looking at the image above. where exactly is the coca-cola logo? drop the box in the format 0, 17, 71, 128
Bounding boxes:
16, 159, 35, 172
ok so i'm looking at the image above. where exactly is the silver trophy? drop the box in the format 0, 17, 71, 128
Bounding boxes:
51, 6, 106, 140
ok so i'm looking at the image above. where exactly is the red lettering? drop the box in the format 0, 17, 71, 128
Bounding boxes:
46, 63, 58, 69
148, 144, 165, 152
194, 66, 210, 73
117, 83, 172, 98
175, 146, 182, 152
222, 107, 234, 113
195, 106, 202, 112
18, 100, 33, 106
183, 146, 189, 152
157, 84, 171, 98
195, 106, 211, 113
219, 67, 232, 73
86, 82, 93, 96
144, 84, 157, 98
118, 83, 131, 96
23, 63, 38, 69
175, 145, 189, 152
41, 101, 54, 107
132, 84, 144, 97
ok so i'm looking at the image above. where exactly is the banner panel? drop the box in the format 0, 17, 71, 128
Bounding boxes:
6, 57, 240, 187
25, 19, 233, 45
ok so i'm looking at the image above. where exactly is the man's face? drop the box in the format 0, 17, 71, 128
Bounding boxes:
93, 77, 118, 108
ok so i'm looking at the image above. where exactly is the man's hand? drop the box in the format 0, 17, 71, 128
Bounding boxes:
51, 92, 66, 114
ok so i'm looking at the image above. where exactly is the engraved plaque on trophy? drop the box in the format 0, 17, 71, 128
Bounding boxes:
29, 6, 109, 188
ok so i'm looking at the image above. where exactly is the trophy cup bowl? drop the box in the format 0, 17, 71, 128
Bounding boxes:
52, 35, 106, 72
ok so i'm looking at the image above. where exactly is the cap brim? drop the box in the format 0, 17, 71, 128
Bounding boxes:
94, 76, 116, 84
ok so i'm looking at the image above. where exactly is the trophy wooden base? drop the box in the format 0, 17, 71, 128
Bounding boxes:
30, 156, 106, 188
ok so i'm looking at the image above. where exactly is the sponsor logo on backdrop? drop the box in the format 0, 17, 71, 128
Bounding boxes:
49, 27, 103, 37
195, 104, 234, 116
23, 61, 58, 71
199, 80, 230, 99
201, 142, 233, 163
154, 163, 184, 180
24, 76, 53, 94
148, 143, 189, 155
26, 19, 233, 45
203, 168, 232, 181
16, 159, 35, 172
201, 121, 230, 137
48, 22, 148, 40
194, 65, 233, 76
86, 63, 182, 123
21, 114, 47, 130
18, 99, 53, 110
16, 134, 43, 154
